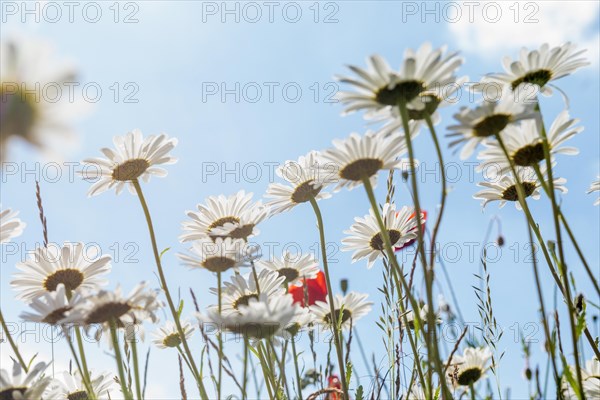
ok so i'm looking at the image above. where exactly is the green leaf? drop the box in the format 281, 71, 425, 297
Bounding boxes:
160, 247, 171, 259
177, 300, 184, 317
355, 385, 364, 400
345, 361, 353, 387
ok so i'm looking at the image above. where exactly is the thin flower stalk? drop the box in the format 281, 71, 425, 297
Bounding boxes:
131, 333, 143, 400
308, 196, 349, 400
110, 319, 133, 400
131, 179, 209, 399
397, 98, 451, 399
0, 309, 28, 372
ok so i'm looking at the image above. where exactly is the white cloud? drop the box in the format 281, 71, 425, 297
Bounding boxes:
447, 1, 599, 66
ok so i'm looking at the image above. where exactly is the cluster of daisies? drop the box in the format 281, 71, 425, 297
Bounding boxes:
1, 39, 599, 400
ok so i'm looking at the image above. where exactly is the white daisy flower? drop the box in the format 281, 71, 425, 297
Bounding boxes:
447, 347, 492, 387
63, 282, 162, 331
312, 292, 373, 330
46, 370, 115, 399
480, 43, 589, 96
178, 237, 254, 273
477, 110, 582, 174
342, 203, 420, 268
81, 129, 177, 196
588, 177, 600, 206
0, 361, 51, 400
447, 89, 536, 159
474, 166, 567, 210
198, 293, 297, 340
180, 190, 268, 242
19, 283, 84, 325
280, 304, 315, 338
265, 151, 332, 214
11, 242, 111, 302
1, 35, 87, 162
257, 251, 320, 285
562, 358, 600, 399
152, 320, 195, 349
0, 207, 26, 243
319, 131, 409, 191
212, 269, 286, 315
337, 44, 464, 121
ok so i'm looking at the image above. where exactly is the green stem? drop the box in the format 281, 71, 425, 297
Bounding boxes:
493, 135, 585, 397
291, 337, 303, 400
397, 100, 450, 399
110, 319, 133, 400
362, 177, 427, 394
470, 382, 476, 400
65, 328, 94, 398
531, 165, 600, 296
75, 326, 96, 400
242, 340, 249, 400
424, 113, 447, 268
308, 196, 349, 400
535, 104, 585, 396
131, 334, 143, 400
0, 309, 28, 372
257, 341, 276, 399
217, 271, 223, 400
132, 179, 208, 400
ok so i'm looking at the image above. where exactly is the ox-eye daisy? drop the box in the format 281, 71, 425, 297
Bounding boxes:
477, 110, 582, 174
180, 190, 268, 242
0, 361, 51, 400
337, 44, 464, 121
474, 166, 567, 210
198, 293, 296, 340
312, 292, 372, 330
212, 269, 286, 315
20, 283, 84, 325
447, 347, 492, 387
319, 131, 409, 191
11, 242, 111, 302
257, 251, 320, 285
81, 129, 177, 196
481, 43, 589, 96
448, 89, 536, 159
0, 207, 26, 243
1, 35, 86, 162
265, 151, 332, 214
46, 370, 115, 400
178, 237, 253, 273
562, 358, 600, 399
152, 320, 195, 349
342, 203, 420, 268
64, 282, 162, 331
588, 178, 600, 206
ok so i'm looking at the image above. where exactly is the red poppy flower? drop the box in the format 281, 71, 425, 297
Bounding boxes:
327, 375, 342, 400
288, 270, 328, 307
394, 210, 427, 252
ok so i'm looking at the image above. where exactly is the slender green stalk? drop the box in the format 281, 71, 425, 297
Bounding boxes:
424, 114, 447, 268
217, 271, 223, 400
470, 383, 476, 400
64, 329, 95, 398
535, 104, 585, 395
256, 341, 276, 399
131, 179, 208, 400
308, 196, 349, 400
242, 340, 249, 400
493, 135, 585, 396
525, 221, 561, 390
110, 319, 133, 400
397, 100, 451, 399
0, 309, 28, 372
291, 337, 303, 400
362, 178, 427, 395
131, 334, 143, 400
531, 164, 600, 296
75, 326, 96, 400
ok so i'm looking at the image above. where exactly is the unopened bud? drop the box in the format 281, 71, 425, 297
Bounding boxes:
524, 367, 532, 381
496, 235, 505, 247
340, 279, 348, 294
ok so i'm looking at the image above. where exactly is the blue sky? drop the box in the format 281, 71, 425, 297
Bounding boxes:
1, 1, 599, 398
